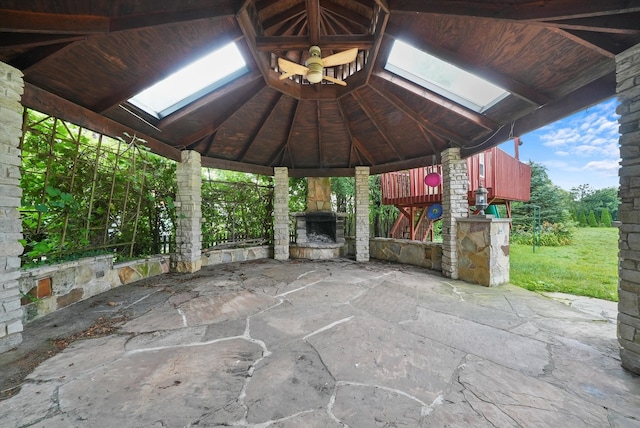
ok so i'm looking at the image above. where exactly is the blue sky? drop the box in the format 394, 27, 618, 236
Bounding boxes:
499, 98, 620, 191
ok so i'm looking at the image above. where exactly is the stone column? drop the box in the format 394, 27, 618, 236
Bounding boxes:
0, 63, 24, 353
457, 218, 511, 286
441, 147, 469, 279
617, 42, 640, 375
172, 150, 202, 273
273, 167, 290, 260
355, 166, 370, 262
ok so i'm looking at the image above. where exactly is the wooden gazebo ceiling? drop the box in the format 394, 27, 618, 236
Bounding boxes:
2, 1, 639, 177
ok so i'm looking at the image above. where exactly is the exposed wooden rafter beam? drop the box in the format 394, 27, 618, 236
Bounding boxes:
0, 10, 109, 34
22, 83, 181, 161
256, 35, 374, 50
359, 1, 389, 87
306, 0, 321, 45
262, 3, 306, 32
351, 90, 404, 161
322, 0, 371, 29
369, 84, 465, 147
269, 99, 300, 167
0, 5, 236, 34
0, 33, 87, 49
239, 92, 284, 162
546, 28, 616, 58
387, 0, 640, 22
537, 14, 640, 35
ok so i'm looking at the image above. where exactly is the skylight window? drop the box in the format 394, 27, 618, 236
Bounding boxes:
385, 40, 509, 113
129, 42, 247, 119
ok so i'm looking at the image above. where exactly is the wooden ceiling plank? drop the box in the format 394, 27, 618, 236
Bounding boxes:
373, 70, 498, 130
268, 99, 300, 166
321, 0, 371, 29
0, 10, 109, 34
322, 9, 359, 36
262, 3, 306, 32
157, 70, 263, 128
336, 98, 362, 167
306, 0, 321, 45
369, 83, 466, 147
256, 35, 373, 50
109, 6, 236, 32
316, 100, 323, 168
462, 72, 616, 156
22, 82, 181, 161
351, 90, 404, 161
90, 30, 247, 114
418, 126, 440, 154
239, 92, 284, 161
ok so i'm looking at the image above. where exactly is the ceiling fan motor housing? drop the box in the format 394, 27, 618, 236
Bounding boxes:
305, 46, 324, 83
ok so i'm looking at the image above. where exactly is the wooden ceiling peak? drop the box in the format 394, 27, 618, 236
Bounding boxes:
1, 0, 634, 176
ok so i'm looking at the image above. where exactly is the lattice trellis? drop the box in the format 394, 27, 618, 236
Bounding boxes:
19, 110, 177, 262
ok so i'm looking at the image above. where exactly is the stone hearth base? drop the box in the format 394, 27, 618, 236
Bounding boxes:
290, 243, 343, 260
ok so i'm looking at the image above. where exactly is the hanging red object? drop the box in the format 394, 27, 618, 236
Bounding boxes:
424, 172, 441, 187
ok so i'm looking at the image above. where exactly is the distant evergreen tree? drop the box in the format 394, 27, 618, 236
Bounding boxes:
600, 208, 613, 227
587, 210, 598, 227
578, 211, 587, 227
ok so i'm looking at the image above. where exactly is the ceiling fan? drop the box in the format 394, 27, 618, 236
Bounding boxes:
277, 46, 358, 86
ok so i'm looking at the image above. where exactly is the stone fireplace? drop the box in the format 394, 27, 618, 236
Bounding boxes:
293, 211, 346, 245
290, 177, 346, 259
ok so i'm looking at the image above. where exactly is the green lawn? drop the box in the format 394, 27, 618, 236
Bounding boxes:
510, 227, 619, 301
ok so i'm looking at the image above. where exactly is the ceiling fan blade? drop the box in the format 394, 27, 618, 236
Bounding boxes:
279, 72, 297, 80
278, 57, 309, 76
322, 75, 347, 86
321, 48, 358, 67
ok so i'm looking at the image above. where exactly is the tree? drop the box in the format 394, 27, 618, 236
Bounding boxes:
512, 162, 572, 229
587, 210, 598, 227
600, 208, 613, 227
578, 211, 588, 227
571, 185, 619, 221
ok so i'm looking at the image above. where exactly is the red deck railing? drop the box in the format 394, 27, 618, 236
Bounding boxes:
381, 147, 530, 207
381, 165, 443, 206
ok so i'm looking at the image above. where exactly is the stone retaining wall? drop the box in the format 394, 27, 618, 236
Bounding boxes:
19, 255, 169, 323
369, 238, 443, 271
201, 245, 271, 266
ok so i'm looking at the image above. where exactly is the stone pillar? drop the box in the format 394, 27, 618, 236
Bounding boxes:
456, 218, 511, 286
172, 150, 202, 273
355, 166, 370, 262
441, 148, 469, 279
0, 62, 24, 353
617, 42, 640, 375
273, 167, 290, 260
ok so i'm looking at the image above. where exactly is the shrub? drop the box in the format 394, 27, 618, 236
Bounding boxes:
510, 221, 575, 246
600, 209, 613, 227
587, 211, 598, 227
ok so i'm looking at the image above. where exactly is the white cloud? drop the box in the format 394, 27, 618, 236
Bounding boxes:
582, 159, 620, 177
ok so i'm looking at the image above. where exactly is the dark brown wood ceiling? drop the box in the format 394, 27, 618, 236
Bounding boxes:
1, 0, 638, 177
